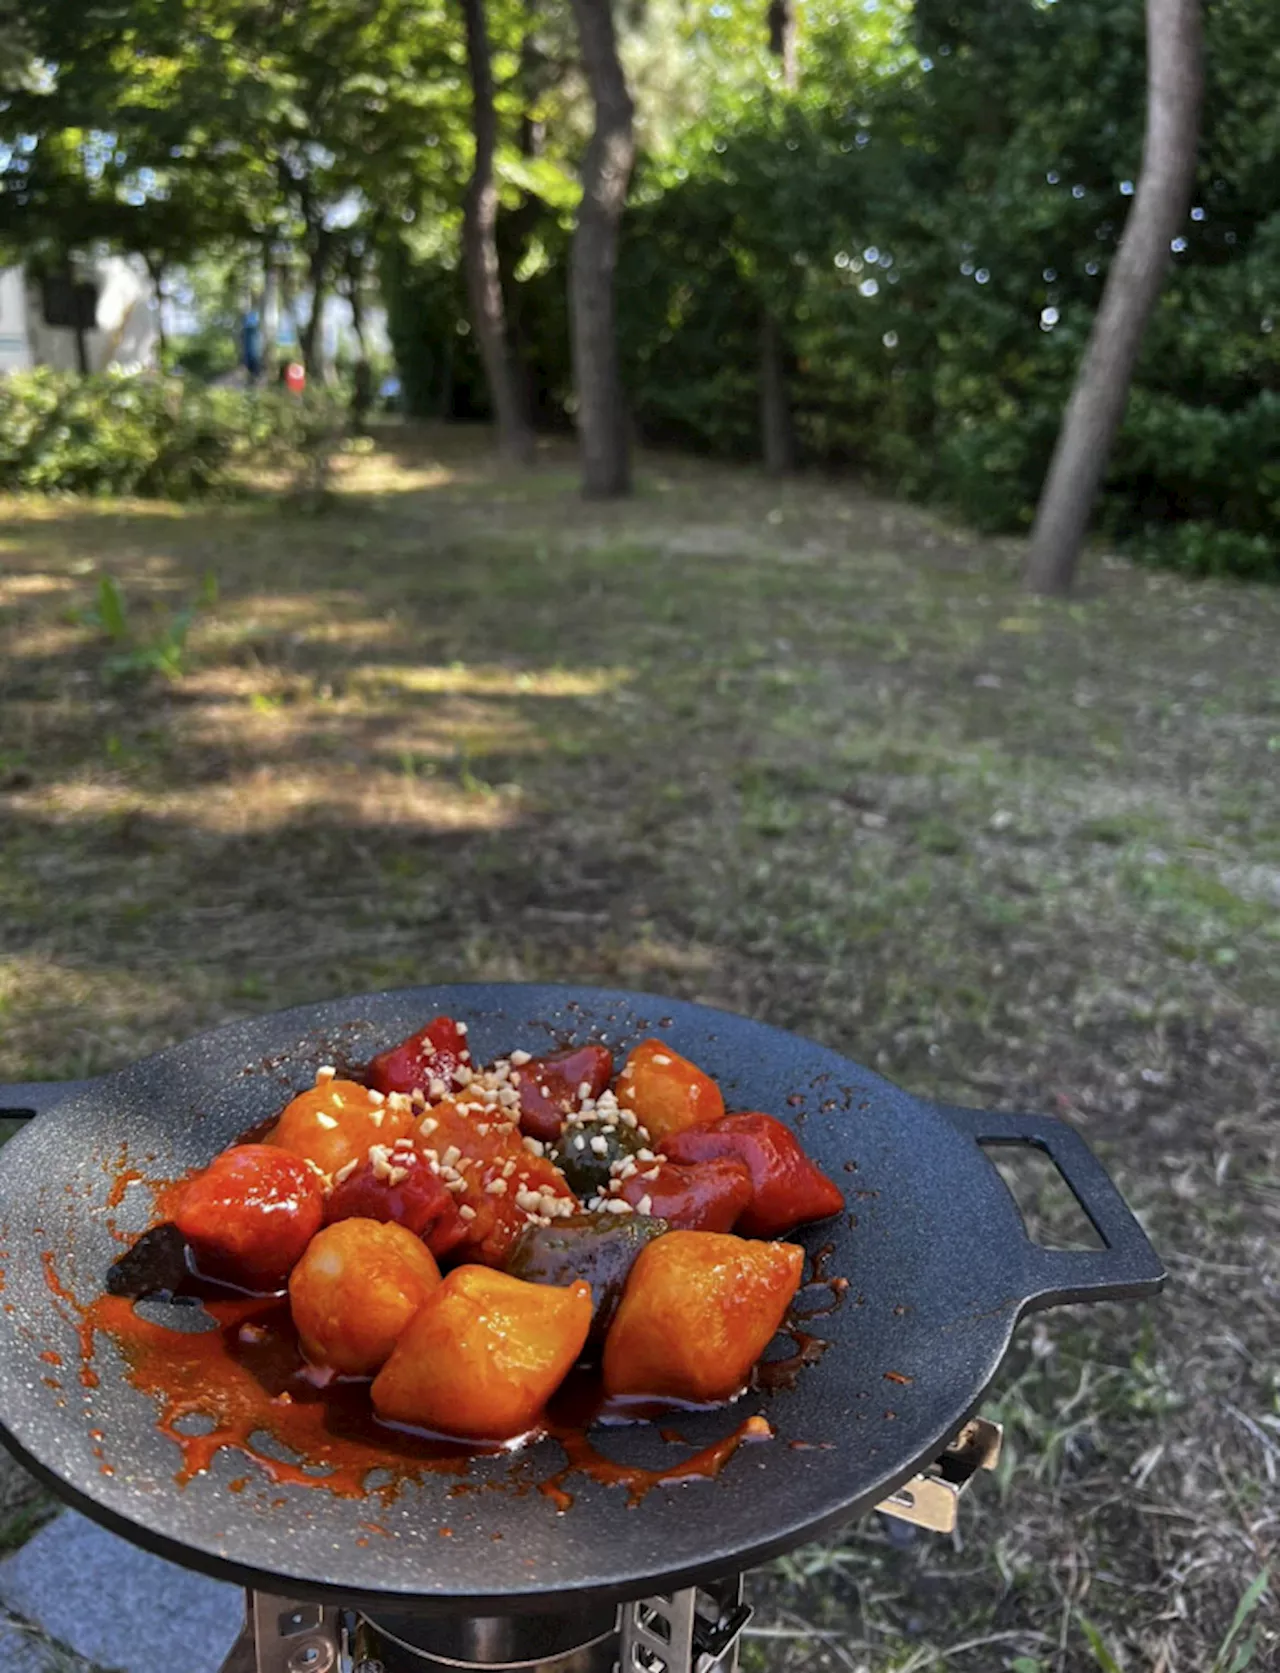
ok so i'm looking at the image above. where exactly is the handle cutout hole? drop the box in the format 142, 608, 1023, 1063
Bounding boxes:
980, 1141, 1105, 1250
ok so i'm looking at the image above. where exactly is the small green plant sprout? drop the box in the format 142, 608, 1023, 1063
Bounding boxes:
1210, 1569, 1271, 1673
82, 571, 219, 684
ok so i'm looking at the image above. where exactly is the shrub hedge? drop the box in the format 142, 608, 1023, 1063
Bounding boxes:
0, 370, 342, 498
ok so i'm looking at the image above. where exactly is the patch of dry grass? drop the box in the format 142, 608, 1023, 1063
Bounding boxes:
1, 424, 1277, 1671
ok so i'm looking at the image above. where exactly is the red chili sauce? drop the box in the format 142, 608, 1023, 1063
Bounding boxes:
64, 1240, 847, 1511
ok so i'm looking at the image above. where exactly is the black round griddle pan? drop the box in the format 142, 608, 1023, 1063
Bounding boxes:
0, 985, 1163, 1614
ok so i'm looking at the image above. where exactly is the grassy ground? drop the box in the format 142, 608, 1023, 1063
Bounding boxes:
1, 426, 1277, 1672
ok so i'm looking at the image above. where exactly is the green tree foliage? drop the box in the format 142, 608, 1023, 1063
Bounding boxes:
610, 0, 1279, 574
2, 0, 1277, 576
2, 0, 468, 369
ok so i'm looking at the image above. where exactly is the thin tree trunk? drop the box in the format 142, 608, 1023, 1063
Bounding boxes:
499, 198, 541, 432
567, 0, 635, 498
71, 271, 90, 374
766, 0, 797, 89
261, 270, 277, 385
278, 263, 299, 376
440, 336, 455, 420
348, 282, 367, 358
759, 0, 796, 474
290, 161, 333, 383
347, 266, 373, 426
1025, 0, 1202, 595
143, 256, 168, 362
504, 0, 546, 427
459, 0, 536, 464
759, 312, 796, 475
260, 240, 278, 385
299, 278, 326, 382
299, 229, 333, 383
518, 0, 546, 162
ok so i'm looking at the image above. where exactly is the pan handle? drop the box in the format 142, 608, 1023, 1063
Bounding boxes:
937, 1104, 1166, 1310
0, 1080, 99, 1121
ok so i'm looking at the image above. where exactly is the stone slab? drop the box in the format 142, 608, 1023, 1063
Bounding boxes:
0, 1616, 54, 1673
0, 1512, 244, 1673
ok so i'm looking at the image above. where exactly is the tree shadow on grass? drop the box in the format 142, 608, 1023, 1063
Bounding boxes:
2, 430, 1277, 1095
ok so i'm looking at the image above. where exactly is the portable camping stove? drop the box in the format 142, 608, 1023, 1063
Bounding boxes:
221, 1418, 1003, 1673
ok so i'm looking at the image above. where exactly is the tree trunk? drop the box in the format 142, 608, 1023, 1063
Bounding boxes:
1024, 0, 1203, 595
759, 312, 796, 475
504, 0, 547, 427
143, 256, 168, 363
347, 267, 373, 426
299, 280, 326, 382
299, 283, 327, 381
766, 0, 798, 89
499, 200, 542, 431
759, 0, 796, 473
260, 241, 278, 385
348, 280, 367, 358
518, 0, 546, 162
299, 230, 333, 383
567, 0, 635, 498
459, 0, 537, 465
278, 263, 299, 377
261, 270, 278, 385
71, 269, 90, 374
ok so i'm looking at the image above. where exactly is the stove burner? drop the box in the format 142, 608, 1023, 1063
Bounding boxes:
217, 1420, 1004, 1673
354, 1602, 620, 1672
219, 1577, 750, 1673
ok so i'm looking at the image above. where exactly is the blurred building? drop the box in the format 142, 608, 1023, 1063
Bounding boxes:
0, 256, 159, 374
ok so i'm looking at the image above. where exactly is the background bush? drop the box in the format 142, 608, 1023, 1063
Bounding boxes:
168, 325, 242, 384
0, 370, 343, 498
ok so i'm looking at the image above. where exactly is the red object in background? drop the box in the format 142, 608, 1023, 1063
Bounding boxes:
516, 1044, 614, 1142
367, 1016, 472, 1098
662, 1112, 845, 1237
324, 1147, 468, 1261
617, 1156, 754, 1232
175, 1144, 323, 1290
284, 361, 306, 394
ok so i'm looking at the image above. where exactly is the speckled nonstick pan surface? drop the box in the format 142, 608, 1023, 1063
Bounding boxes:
0, 984, 1164, 1613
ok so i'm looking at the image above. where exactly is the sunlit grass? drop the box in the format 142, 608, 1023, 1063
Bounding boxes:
0, 494, 198, 524
5, 766, 527, 835
348, 663, 633, 699
0, 573, 77, 603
